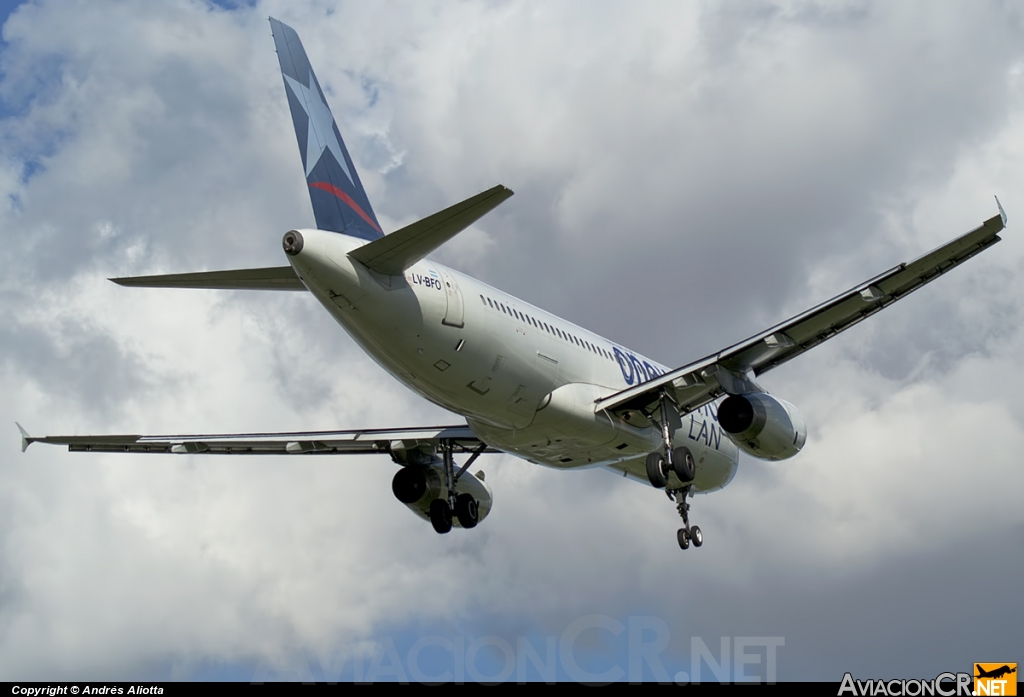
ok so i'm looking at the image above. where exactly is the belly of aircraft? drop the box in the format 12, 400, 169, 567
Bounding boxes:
294, 249, 545, 428
292, 241, 739, 492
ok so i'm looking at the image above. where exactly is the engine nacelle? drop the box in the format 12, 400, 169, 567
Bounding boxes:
717, 393, 806, 461
391, 464, 493, 526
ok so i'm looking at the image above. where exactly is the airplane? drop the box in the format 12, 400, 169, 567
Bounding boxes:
975, 665, 1017, 680
18, 18, 1009, 551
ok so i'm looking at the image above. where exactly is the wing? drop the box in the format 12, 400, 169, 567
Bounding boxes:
20, 424, 498, 457
597, 204, 1007, 419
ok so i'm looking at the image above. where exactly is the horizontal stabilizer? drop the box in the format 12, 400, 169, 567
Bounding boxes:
348, 185, 513, 275
110, 266, 306, 291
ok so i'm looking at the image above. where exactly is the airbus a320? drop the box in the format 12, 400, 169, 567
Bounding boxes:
19, 19, 1009, 551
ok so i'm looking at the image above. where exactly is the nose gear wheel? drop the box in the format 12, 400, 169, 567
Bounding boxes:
671, 485, 703, 551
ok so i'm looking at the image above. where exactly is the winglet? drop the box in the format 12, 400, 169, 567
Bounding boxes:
995, 196, 1007, 227
16, 422, 32, 452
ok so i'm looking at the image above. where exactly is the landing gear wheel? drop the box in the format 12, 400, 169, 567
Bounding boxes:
646, 452, 668, 489
429, 498, 453, 534
668, 485, 704, 552
454, 493, 479, 529
671, 446, 696, 483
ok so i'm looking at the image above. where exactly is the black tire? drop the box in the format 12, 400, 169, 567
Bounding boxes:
646, 452, 668, 488
671, 446, 696, 483
690, 525, 703, 547
677, 528, 690, 550
454, 493, 479, 529
429, 498, 452, 534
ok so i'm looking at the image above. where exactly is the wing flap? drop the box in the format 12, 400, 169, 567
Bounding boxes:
110, 266, 306, 291
348, 185, 513, 275
596, 207, 1005, 417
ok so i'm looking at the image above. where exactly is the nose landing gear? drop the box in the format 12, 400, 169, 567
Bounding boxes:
672, 486, 703, 550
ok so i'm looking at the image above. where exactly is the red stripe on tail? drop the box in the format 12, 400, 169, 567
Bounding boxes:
309, 182, 383, 234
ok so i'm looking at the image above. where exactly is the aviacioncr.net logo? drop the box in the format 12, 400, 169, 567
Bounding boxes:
974, 663, 1017, 696
838, 672, 973, 696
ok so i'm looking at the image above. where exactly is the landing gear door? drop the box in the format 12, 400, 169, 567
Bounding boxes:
438, 267, 465, 327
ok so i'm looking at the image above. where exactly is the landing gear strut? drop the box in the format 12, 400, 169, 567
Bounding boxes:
429, 440, 484, 534
644, 390, 696, 488
643, 389, 703, 551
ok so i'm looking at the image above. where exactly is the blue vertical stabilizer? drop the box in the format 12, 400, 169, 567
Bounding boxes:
270, 18, 383, 240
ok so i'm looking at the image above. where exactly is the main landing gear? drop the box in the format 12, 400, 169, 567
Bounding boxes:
429, 440, 484, 534
644, 390, 704, 551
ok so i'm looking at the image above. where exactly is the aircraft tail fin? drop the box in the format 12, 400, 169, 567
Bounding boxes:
270, 18, 383, 241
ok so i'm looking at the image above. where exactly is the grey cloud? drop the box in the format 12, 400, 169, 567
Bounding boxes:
1, 0, 1022, 682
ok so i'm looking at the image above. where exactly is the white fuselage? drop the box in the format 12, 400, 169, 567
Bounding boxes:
288, 228, 739, 493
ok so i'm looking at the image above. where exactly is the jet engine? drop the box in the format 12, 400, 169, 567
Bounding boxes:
717, 393, 806, 461
391, 463, 493, 527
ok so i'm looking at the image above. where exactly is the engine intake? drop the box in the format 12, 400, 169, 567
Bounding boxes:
391, 465, 443, 505
717, 393, 806, 461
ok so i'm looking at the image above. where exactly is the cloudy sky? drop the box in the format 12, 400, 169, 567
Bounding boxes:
1, 0, 1022, 683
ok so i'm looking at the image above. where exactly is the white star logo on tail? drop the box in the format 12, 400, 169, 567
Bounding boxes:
284, 71, 354, 185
